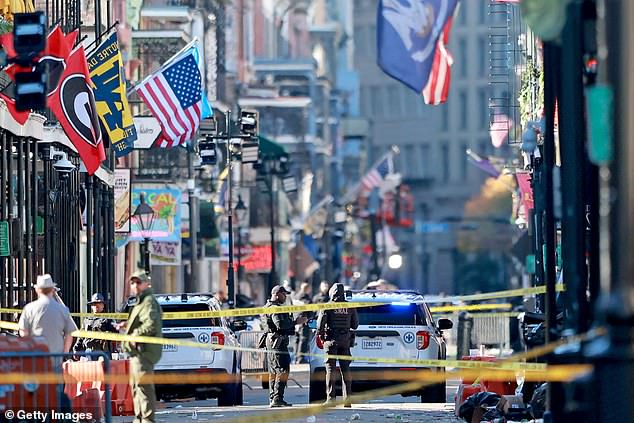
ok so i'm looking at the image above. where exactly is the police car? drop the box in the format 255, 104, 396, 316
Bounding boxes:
126, 293, 246, 405
308, 290, 452, 403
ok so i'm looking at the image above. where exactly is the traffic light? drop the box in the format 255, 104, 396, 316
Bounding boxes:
198, 137, 217, 165
239, 109, 259, 137
14, 65, 46, 111
13, 12, 46, 64
12, 12, 47, 111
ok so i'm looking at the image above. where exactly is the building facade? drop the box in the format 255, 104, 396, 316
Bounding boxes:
353, 1, 509, 294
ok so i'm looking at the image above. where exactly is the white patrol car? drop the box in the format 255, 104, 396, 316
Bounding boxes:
308, 290, 453, 403
126, 293, 246, 405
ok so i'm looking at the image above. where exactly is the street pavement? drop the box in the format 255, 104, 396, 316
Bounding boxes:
113, 366, 462, 423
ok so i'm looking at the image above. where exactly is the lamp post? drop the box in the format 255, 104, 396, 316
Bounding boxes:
198, 110, 259, 308
256, 153, 291, 294
132, 193, 156, 274
235, 195, 248, 302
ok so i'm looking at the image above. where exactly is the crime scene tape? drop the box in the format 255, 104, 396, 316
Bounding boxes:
0, 323, 550, 371
0, 365, 592, 386
425, 283, 566, 304
1, 300, 514, 320
219, 365, 592, 423
0, 302, 385, 320
65, 329, 547, 371
429, 303, 512, 313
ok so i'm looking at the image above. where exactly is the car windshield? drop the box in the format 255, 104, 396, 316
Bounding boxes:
160, 303, 221, 328
356, 303, 426, 326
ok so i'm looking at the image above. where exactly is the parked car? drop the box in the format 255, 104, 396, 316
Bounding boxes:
307, 290, 453, 403
125, 293, 246, 405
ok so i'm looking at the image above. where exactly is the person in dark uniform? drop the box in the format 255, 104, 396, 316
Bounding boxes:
73, 293, 119, 359
317, 283, 359, 407
263, 285, 308, 407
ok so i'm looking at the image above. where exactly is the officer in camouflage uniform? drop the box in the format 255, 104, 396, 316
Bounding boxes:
317, 283, 359, 407
263, 285, 307, 407
73, 293, 119, 359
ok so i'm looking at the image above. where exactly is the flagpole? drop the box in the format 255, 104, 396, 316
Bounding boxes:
83, 21, 120, 54
128, 37, 199, 94
340, 145, 399, 204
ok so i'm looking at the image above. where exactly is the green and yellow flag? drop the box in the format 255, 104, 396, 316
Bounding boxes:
88, 32, 137, 157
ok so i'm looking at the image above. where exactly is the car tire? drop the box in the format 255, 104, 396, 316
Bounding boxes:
309, 370, 327, 403
420, 380, 446, 403
218, 383, 237, 406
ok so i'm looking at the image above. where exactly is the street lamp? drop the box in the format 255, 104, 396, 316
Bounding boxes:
255, 153, 293, 294
132, 193, 156, 274
388, 252, 403, 269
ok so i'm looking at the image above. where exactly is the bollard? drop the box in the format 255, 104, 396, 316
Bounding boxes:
457, 311, 474, 359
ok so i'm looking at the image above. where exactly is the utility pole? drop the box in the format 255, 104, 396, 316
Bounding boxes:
368, 188, 381, 281
187, 147, 198, 292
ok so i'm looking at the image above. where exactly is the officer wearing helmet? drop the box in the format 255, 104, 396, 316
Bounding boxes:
73, 292, 119, 359
317, 283, 359, 407
262, 285, 308, 407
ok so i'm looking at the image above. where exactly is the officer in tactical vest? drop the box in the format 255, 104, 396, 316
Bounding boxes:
73, 293, 119, 359
263, 285, 308, 407
317, 283, 359, 406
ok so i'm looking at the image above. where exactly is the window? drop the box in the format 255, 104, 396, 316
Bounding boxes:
360, 86, 370, 117
161, 304, 221, 328
459, 38, 468, 77
388, 85, 402, 116
478, 88, 489, 129
441, 105, 448, 131
371, 86, 383, 116
421, 144, 431, 178
478, 36, 487, 78
460, 90, 468, 129
441, 143, 450, 182
405, 145, 416, 176
357, 304, 427, 326
461, 143, 468, 180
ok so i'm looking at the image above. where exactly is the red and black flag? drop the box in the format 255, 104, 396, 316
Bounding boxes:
49, 46, 105, 175
0, 26, 78, 125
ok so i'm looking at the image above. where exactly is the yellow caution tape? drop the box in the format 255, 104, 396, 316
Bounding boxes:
0, 365, 592, 386
429, 303, 512, 313
426, 284, 566, 304
435, 312, 521, 318
67, 329, 547, 371
0, 320, 19, 330
1, 301, 386, 320
219, 364, 592, 423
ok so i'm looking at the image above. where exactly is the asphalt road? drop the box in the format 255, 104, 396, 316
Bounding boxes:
114, 367, 462, 423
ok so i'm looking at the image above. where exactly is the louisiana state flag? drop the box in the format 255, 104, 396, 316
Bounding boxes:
377, 0, 458, 94
87, 32, 137, 157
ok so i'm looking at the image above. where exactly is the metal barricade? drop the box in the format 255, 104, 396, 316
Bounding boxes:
0, 348, 112, 422
238, 330, 267, 374
442, 313, 512, 358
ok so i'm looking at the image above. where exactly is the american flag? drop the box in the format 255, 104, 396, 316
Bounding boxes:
136, 50, 203, 148
361, 157, 392, 191
422, 17, 454, 105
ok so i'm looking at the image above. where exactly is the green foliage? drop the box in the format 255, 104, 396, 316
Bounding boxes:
518, 60, 544, 130
0, 18, 13, 36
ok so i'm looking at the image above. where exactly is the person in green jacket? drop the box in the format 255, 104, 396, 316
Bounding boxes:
118, 271, 162, 423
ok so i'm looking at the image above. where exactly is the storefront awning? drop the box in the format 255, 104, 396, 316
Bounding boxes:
259, 135, 287, 158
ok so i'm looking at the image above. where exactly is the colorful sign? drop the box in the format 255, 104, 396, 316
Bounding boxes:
241, 245, 272, 273
150, 241, 182, 266
130, 187, 181, 242
0, 221, 9, 257
114, 169, 131, 233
